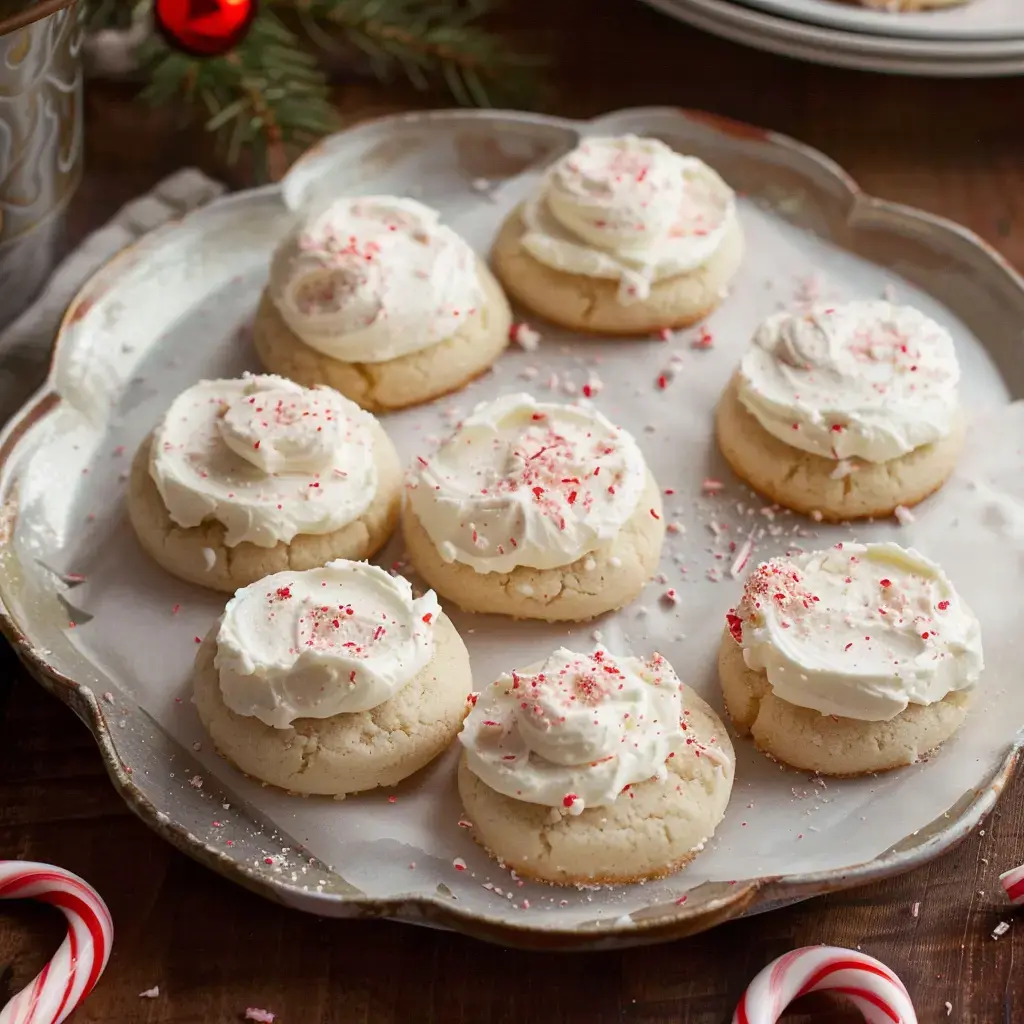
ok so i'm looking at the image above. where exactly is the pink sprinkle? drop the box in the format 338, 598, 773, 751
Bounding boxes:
244, 1010, 275, 1023
194, 636, 202, 644
662, 589, 679, 605
844, 643, 853, 651
702, 478, 725, 494
938, 600, 950, 611
388, 795, 397, 804
171, 604, 181, 615
691, 327, 714, 349
453, 858, 467, 872
509, 322, 541, 351
729, 531, 756, 579
649, 508, 661, 519
675, 894, 688, 905
263, 857, 274, 865
656, 327, 673, 341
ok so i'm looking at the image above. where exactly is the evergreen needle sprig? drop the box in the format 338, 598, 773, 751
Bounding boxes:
87, 0, 540, 181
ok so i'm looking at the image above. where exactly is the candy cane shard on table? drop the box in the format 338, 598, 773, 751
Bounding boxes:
0, 861, 113, 1024
732, 945, 917, 1024
1000, 863, 1024, 906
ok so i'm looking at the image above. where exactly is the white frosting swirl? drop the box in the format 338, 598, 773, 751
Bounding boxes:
150, 375, 376, 547
267, 196, 485, 363
406, 393, 648, 573
215, 560, 440, 728
738, 301, 960, 463
521, 135, 737, 302
461, 648, 718, 811
728, 542, 982, 722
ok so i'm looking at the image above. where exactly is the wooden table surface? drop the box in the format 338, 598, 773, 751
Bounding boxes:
3, 2, 1024, 1020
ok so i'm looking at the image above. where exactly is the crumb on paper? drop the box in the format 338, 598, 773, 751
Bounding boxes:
911, 901, 920, 918
244, 1010, 275, 1023
992, 920, 1011, 939
138, 986, 160, 999
189, 775, 203, 789
894, 505, 915, 525
102, 691, 114, 703
944, 1001, 952, 1016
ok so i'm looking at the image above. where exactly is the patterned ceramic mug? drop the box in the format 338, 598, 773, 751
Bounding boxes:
0, 0, 84, 332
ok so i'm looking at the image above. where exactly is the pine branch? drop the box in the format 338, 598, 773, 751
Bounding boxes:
139, 9, 339, 181
85, 0, 542, 179
282, 0, 542, 107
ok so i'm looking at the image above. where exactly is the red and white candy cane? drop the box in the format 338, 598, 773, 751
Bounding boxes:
733, 945, 917, 1024
0, 861, 113, 1024
1000, 863, 1024, 906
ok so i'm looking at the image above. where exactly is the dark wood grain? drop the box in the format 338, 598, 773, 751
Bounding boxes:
3, 2, 1024, 1020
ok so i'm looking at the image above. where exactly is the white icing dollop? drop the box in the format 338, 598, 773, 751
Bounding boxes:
737, 301, 961, 463
729, 542, 982, 722
461, 648, 725, 811
267, 196, 485, 363
215, 560, 440, 728
150, 375, 376, 547
521, 135, 737, 303
406, 393, 647, 573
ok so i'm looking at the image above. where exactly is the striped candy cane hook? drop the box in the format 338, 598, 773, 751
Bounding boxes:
0, 862, 113, 1024
733, 945, 917, 1024
999, 863, 1024, 905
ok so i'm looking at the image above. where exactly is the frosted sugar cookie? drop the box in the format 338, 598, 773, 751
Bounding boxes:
716, 301, 965, 520
719, 542, 983, 776
491, 134, 743, 335
127, 374, 401, 591
402, 393, 665, 621
458, 647, 734, 884
193, 560, 473, 795
254, 196, 511, 411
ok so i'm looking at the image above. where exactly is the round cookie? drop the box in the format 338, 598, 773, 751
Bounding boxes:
194, 613, 472, 795
458, 686, 734, 885
127, 417, 401, 593
715, 374, 965, 521
717, 629, 970, 776
492, 204, 743, 337
403, 472, 665, 622
254, 262, 511, 413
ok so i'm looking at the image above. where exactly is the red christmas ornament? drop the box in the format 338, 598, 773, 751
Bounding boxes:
155, 0, 257, 57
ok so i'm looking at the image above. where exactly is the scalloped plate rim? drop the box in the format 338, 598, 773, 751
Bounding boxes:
0, 106, 1021, 949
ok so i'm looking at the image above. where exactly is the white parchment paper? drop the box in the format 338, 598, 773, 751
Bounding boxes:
24, 184, 1024, 931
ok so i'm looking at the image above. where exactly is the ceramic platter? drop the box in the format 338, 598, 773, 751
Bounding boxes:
642, 0, 1024, 76
738, 0, 1024, 40
1, 108, 1023, 951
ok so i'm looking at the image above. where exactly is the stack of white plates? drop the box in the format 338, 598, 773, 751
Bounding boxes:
642, 0, 1024, 76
